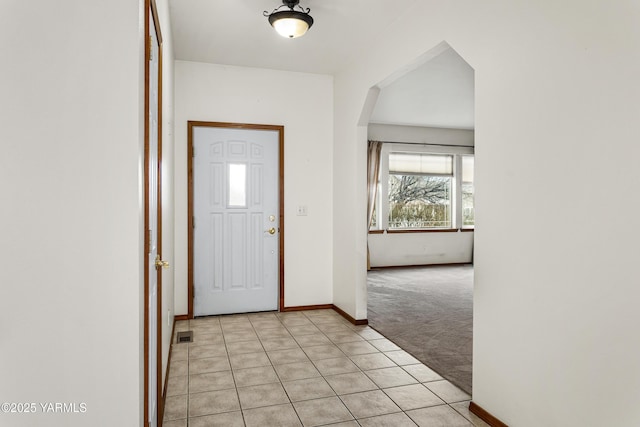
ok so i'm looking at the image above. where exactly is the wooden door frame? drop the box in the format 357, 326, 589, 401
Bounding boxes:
187, 121, 285, 318
144, 0, 163, 425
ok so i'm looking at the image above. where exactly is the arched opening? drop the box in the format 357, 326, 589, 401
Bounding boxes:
362, 42, 475, 394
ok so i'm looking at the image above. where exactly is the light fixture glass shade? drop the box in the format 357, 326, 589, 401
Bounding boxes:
268, 10, 313, 38
273, 17, 309, 38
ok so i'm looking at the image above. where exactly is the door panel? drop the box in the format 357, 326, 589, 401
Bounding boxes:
193, 127, 279, 316
228, 212, 247, 288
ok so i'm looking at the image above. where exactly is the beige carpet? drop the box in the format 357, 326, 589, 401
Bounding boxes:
367, 264, 473, 394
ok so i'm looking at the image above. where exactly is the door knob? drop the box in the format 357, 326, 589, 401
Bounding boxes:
266, 227, 276, 235
155, 255, 169, 269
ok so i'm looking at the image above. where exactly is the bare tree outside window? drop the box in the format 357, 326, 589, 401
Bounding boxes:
461, 155, 474, 227
462, 182, 474, 226
388, 174, 451, 228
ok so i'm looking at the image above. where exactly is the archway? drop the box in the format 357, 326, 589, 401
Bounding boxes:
361, 42, 476, 394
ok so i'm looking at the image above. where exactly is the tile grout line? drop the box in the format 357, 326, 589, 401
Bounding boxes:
308, 314, 451, 425
250, 314, 303, 426
219, 320, 247, 427
279, 312, 350, 426
303, 312, 393, 425
186, 319, 191, 426
297, 311, 360, 425
170, 310, 471, 427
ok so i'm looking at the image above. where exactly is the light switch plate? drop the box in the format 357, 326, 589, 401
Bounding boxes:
296, 205, 308, 216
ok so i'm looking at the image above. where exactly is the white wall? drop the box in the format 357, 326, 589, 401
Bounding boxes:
368, 123, 474, 146
368, 232, 473, 267
334, 1, 640, 426
0, 1, 145, 426
174, 62, 334, 314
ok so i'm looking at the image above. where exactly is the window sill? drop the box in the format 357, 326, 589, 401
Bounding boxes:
368, 228, 475, 234
387, 228, 458, 234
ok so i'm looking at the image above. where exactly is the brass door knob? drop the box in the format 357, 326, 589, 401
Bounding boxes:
155, 255, 169, 269
266, 227, 276, 235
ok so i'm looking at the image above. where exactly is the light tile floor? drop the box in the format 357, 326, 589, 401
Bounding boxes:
163, 309, 488, 427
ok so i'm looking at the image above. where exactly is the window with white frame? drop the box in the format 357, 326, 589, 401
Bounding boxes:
461, 155, 474, 228
389, 153, 453, 229
372, 144, 474, 231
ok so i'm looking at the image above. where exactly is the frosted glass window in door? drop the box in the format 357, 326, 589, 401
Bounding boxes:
228, 163, 247, 207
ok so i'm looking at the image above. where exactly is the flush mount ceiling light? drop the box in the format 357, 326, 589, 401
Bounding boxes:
264, 0, 314, 39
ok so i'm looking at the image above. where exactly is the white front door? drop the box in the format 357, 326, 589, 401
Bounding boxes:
193, 126, 280, 316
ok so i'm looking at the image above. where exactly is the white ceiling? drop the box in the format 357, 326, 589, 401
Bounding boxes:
169, 0, 474, 130
169, 0, 415, 75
